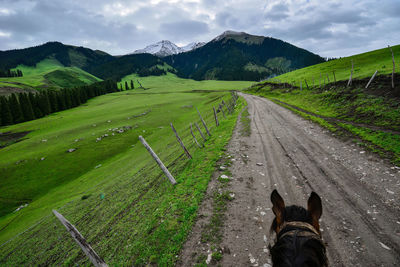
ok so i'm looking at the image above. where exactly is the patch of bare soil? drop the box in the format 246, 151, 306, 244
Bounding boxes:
0, 131, 31, 149
178, 93, 400, 266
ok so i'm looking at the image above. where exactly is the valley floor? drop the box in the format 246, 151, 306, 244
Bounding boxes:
179, 93, 400, 266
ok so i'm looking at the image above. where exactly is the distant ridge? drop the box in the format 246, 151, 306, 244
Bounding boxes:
164, 31, 325, 81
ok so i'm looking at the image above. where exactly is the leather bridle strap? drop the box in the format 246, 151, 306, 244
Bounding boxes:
277, 221, 321, 238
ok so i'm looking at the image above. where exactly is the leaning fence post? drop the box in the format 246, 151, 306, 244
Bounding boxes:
305, 79, 309, 90
365, 70, 378, 89
52, 210, 108, 267
347, 59, 354, 87
223, 100, 232, 114
389, 45, 395, 89
194, 122, 206, 142
213, 107, 219, 127
220, 103, 226, 118
326, 74, 330, 83
196, 107, 211, 136
170, 123, 192, 159
319, 73, 322, 89
190, 123, 202, 148
139, 136, 177, 184
333, 70, 336, 83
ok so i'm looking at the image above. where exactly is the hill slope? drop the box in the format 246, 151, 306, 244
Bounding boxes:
0, 58, 101, 92
268, 44, 400, 85
164, 31, 325, 81
0, 42, 113, 71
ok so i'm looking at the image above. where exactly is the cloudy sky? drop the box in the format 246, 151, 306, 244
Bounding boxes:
0, 0, 399, 57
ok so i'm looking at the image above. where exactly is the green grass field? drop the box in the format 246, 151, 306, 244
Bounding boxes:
0, 58, 101, 90
118, 72, 253, 93
269, 45, 400, 86
0, 76, 252, 265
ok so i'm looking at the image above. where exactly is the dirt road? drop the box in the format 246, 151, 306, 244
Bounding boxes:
179, 93, 400, 266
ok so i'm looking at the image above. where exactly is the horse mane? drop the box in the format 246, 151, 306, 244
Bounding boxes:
269, 205, 328, 267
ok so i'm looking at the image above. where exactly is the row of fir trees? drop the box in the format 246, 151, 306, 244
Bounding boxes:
0, 69, 23, 77
0, 80, 118, 126
120, 80, 137, 91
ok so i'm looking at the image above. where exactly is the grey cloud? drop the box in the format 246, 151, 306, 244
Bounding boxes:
264, 3, 289, 21
159, 20, 209, 40
0, 0, 399, 57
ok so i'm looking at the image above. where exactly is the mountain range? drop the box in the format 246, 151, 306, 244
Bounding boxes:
0, 31, 325, 85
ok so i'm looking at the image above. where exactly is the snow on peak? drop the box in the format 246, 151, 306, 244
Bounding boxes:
181, 42, 206, 52
133, 40, 206, 57
133, 40, 184, 57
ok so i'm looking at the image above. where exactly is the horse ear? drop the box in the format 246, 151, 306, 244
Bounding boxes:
271, 190, 285, 229
307, 192, 322, 232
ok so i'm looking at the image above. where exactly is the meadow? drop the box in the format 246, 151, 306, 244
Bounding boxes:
0, 75, 252, 265
269, 44, 400, 86
0, 58, 101, 90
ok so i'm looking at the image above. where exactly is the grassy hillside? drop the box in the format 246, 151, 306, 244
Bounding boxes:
246, 45, 400, 164
0, 77, 251, 265
269, 45, 400, 85
0, 58, 101, 91
118, 72, 254, 93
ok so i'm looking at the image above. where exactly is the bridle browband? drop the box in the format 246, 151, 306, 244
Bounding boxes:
277, 221, 321, 240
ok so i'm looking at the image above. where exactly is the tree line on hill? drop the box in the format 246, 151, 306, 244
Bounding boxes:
0, 69, 23, 77
0, 80, 122, 126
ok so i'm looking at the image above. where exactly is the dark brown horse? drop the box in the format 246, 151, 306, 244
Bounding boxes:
269, 190, 327, 267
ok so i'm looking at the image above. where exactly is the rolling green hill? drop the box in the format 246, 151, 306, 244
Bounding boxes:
0, 58, 102, 92
0, 76, 252, 265
268, 44, 400, 85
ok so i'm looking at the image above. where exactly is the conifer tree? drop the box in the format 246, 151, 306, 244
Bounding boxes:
29, 92, 42, 118
131, 80, 134, 90
49, 91, 58, 112
125, 81, 129, 90
9, 93, 24, 123
19, 93, 35, 121
0, 96, 13, 125
40, 91, 51, 115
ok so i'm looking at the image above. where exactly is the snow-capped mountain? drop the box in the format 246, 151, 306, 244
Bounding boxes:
133, 40, 184, 57
181, 42, 206, 52
133, 40, 205, 57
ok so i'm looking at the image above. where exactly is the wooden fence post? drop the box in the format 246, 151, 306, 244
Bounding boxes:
196, 107, 211, 136
194, 122, 206, 142
300, 80, 302, 90
326, 74, 330, 83
213, 107, 219, 126
389, 45, 395, 89
365, 70, 378, 89
347, 59, 354, 87
333, 70, 336, 83
305, 80, 309, 90
139, 136, 177, 184
52, 210, 108, 267
170, 123, 192, 159
190, 123, 202, 148
220, 103, 226, 118
319, 73, 322, 89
